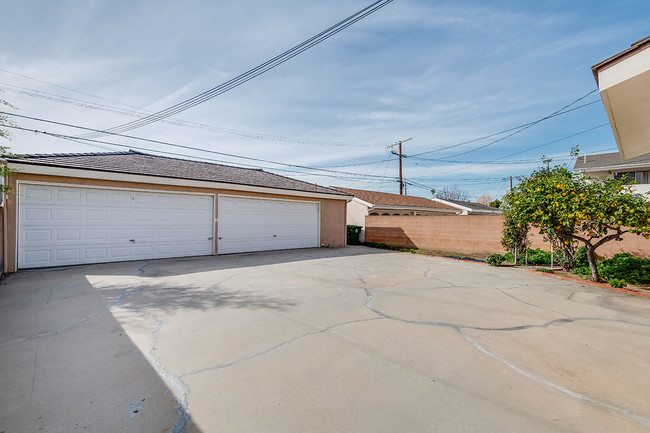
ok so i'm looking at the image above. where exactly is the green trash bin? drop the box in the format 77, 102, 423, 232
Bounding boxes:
347, 225, 362, 245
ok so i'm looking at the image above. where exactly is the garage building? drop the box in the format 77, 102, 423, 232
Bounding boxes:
1, 151, 351, 272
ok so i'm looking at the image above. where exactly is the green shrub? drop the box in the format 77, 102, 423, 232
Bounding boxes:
574, 246, 588, 268
365, 242, 399, 251
487, 253, 506, 267
573, 265, 591, 278
597, 254, 650, 285
609, 278, 628, 289
536, 268, 555, 274
524, 248, 558, 265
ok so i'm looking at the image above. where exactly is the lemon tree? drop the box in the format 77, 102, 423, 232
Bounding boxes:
503, 165, 650, 282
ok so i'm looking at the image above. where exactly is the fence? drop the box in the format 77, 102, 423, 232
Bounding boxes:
364, 214, 650, 259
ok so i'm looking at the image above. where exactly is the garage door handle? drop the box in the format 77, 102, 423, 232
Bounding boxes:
129, 239, 136, 243
208, 237, 213, 240
218, 237, 223, 240
273, 234, 277, 237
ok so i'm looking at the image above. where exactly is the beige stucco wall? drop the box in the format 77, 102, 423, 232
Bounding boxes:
5, 173, 347, 273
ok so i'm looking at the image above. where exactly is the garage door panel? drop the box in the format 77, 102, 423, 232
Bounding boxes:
85, 248, 108, 260
24, 229, 52, 243
85, 228, 108, 241
23, 185, 53, 201
218, 196, 319, 254
55, 229, 82, 242
23, 250, 52, 266
85, 190, 109, 203
134, 211, 154, 222
18, 185, 215, 269
56, 189, 82, 203
23, 208, 52, 222
55, 249, 80, 262
86, 210, 108, 222
110, 191, 134, 204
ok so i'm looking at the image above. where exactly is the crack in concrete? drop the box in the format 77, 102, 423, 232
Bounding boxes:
180, 317, 383, 378
423, 268, 459, 288
110, 260, 192, 433
0, 307, 107, 348
350, 266, 650, 428
454, 326, 650, 428
495, 287, 570, 318
0, 262, 153, 349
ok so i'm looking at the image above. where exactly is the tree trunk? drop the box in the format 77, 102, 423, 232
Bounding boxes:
586, 245, 600, 282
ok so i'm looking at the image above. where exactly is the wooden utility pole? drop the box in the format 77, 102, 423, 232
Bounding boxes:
387, 137, 412, 195
503, 175, 519, 191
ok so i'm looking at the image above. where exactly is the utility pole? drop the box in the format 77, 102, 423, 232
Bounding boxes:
387, 137, 412, 195
502, 176, 513, 191
503, 175, 521, 191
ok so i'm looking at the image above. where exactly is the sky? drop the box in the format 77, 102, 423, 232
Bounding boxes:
1, 0, 648, 201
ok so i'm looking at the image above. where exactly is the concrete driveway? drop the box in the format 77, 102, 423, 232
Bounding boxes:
1, 246, 649, 432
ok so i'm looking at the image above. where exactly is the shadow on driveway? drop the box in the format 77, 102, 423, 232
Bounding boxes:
0, 264, 205, 433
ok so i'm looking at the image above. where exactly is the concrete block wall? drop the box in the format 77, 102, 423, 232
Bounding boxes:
365, 215, 650, 259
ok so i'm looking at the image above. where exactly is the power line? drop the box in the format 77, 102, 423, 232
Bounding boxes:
1, 116, 397, 180
0, 82, 379, 148
0, 68, 143, 111
8, 124, 399, 187
82, 0, 394, 138
5, 122, 537, 190
411, 89, 598, 158
410, 122, 609, 167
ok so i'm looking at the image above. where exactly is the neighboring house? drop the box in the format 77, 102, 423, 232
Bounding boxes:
330, 187, 460, 242
431, 198, 502, 215
573, 151, 650, 195
592, 36, 650, 160
1, 151, 351, 272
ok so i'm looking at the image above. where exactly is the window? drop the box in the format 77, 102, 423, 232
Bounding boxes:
614, 171, 648, 184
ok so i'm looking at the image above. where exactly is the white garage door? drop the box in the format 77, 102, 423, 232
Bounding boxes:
18, 184, 215, 269
218, 196, 319, 254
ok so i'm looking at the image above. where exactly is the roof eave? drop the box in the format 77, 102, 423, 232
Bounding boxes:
370, 204, 460, 213
7, 161, 353, 201
591, 36, 650, 85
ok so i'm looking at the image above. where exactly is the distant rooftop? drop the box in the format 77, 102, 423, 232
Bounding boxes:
435, 198, 501, 213
8, 150, 349, 196
331, 187, 458, 210
573, 152, 650, 171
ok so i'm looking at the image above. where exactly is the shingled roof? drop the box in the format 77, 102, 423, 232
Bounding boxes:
573, 152, 650, 171
8, 150, 349, 196
331, 187, 458, 211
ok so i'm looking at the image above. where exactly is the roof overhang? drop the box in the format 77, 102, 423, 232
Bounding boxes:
592, 37, 650, 161
431, 197, 472, 212
576, 162, 650, 173
370, 204, 460, 214
351, 196, 373, 208
7, 161, 353, 202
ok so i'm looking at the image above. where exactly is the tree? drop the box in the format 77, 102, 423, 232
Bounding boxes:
489, 199, 502, 208
477, 192, 493, 206
435, 185, 469, 201
1, 98, 17, 194
502, 164, 650, 281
